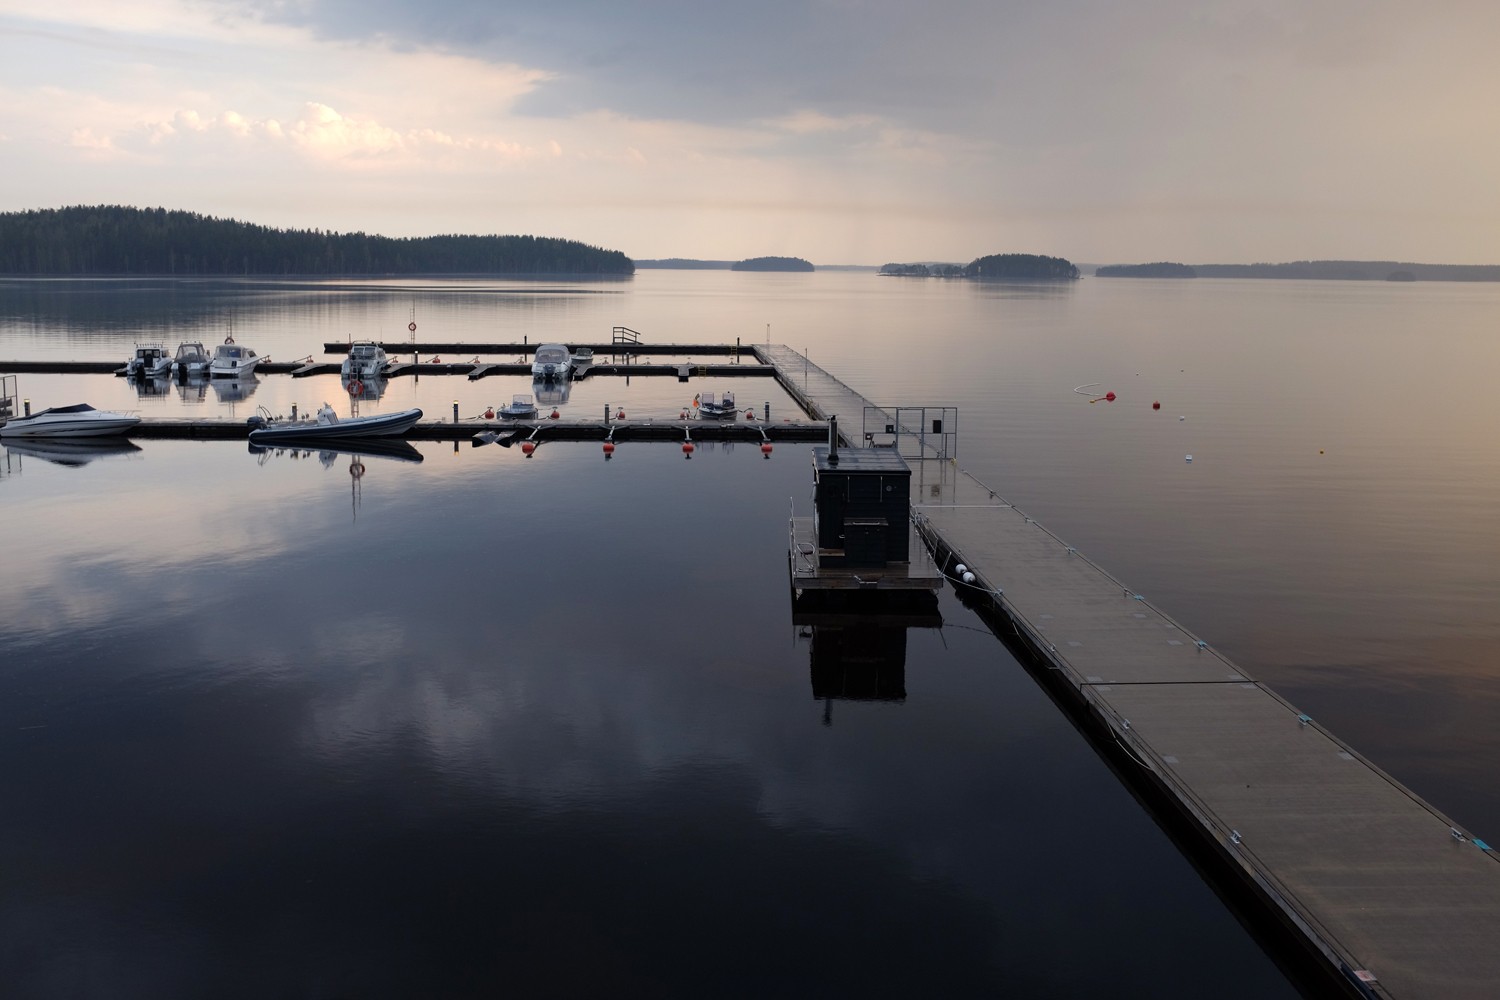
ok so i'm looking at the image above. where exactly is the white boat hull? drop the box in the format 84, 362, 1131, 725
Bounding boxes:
1, 405, 140, 438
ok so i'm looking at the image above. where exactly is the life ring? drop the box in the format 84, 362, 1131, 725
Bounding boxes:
350, 461, 365, 479
348, 379, 364, 396
225, 333, 235, 344
408, 321, 417, 332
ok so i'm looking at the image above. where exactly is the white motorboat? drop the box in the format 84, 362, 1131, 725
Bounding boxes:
125, 343, 173, 377
0, 403, 140, 438
172, 341, 211, 378
341, 340, 388, 379
499, 394, 538, 419
531, 344, 572, 382
209, 337, 261, 378
247, 404, 423, 442
696, 390, 737, 419
571, 347, 595, 371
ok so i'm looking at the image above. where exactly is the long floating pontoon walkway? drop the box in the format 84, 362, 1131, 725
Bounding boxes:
764, 346, 1500, 999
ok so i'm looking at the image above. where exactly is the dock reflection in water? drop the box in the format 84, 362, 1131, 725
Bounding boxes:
0, 439, 1301, 998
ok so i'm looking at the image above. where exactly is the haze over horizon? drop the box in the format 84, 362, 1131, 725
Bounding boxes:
3, 1, 1498, 267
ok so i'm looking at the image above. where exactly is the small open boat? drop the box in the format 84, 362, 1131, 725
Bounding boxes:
696, 390, 737, 419
247, 404, 423, 443
499, 394, 538, 419
571, 347, 595, 371
0, 403, 140, 438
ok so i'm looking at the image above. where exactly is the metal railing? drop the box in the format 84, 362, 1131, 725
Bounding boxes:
861, 405, 957, 461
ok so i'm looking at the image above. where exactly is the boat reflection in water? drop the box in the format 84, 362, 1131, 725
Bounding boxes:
341, 374, 387, 401
4, 436, 143, 468
127, 373, 173, 398
211, 374, 260, 404
176, 373, 210, 402
248, 437, 423, 466
249, 437, 423, 521
534, 378, 571, 408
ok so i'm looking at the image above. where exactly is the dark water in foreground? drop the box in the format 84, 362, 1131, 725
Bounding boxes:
1, 439, 1295, 997
6, 271, 1500, 995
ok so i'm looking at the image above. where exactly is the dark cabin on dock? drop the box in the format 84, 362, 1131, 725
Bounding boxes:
812, 443, 911, 568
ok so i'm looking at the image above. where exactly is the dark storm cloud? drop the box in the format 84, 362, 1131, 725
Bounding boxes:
218, 0, 1052, 127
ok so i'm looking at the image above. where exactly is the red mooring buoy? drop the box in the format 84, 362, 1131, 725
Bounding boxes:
550, 409, 559, 419
760, 442, 773, 457
484, 407, 495, 419
603, 441, 615, 455
616, 409, 626, 420
682, 441, 695, 454
521, 441, 536, 456
1105, 391, 1116, 402
1152, 400, 1161, 410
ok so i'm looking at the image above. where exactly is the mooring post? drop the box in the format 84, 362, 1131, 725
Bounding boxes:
291, 403, 298, 420
764, 401, 770, 423
452, 400, 458, 423
605, 403, 610, 423
23, 398, 30, 416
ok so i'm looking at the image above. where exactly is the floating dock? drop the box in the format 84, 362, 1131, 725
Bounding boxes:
762, 347, 1500, 999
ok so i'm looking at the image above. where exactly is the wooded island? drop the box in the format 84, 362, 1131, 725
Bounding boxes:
0, 206, 635, 276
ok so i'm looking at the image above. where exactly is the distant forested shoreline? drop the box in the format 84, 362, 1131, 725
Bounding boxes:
1096, 259, 1500, 281
731, 256, 814, 272
880, 253, 1079, 280
0, 206, 635, 276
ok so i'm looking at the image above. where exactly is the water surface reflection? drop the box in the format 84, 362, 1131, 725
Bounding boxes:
0, 439, 1298, 997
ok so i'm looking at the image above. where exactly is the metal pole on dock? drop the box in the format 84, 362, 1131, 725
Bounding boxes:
452, 400, 458, 423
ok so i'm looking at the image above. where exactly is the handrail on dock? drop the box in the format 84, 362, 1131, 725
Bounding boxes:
612, 326, 642, 345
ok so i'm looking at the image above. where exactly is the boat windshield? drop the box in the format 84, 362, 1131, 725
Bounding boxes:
351, 344, 382, 359
176, 343, 207, 360
534, 347, 569, 364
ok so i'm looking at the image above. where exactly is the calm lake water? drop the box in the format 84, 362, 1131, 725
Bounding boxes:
3, 271, 1498, 997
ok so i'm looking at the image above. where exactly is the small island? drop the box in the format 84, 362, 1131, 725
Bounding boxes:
878, 254, 1079, 281
965, 253, 1079, 280
731, 256, 814, 272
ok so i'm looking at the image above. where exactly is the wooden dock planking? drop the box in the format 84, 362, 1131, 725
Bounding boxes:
758, 343, 1500, 998
915, 466, 1500, 999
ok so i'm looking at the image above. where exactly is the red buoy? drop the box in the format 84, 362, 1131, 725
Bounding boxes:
1105, 391, 1116, 402
745, 410, 755, 420
603, 441, 615, 454
549, 409, 560, 420
520, 441, 536, 456
760, 442, 773, 457
616, 409, 626, 420
1152, 400, 1161, 410
484, 407, 495, 419
682, 441, 695, 454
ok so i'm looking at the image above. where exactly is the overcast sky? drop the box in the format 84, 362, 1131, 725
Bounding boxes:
3, 0, 1498, 264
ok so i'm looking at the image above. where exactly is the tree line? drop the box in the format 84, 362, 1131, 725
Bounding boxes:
880, 253, 1080, 280
0, 206, 635, 276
